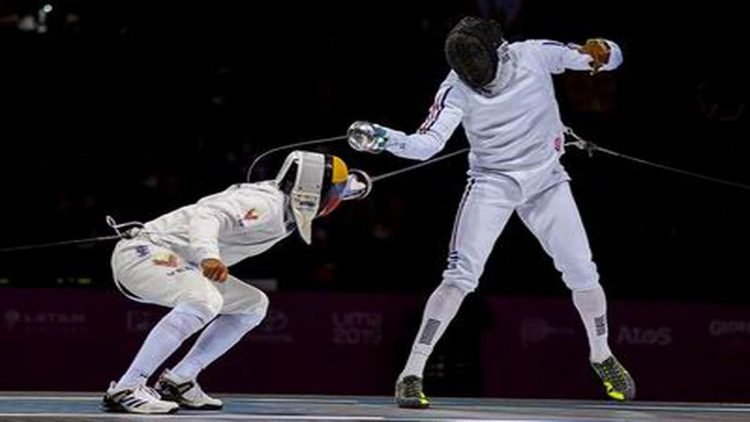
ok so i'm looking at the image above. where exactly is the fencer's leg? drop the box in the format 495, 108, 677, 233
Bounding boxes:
170, 276, 269, 381
517, 182, 634, 400
155, 277, 269, 410
516, 182, 610, 360
399, 282, 471, 380
572, 285, 611, 362
572, 285, 635, 400
396, 176, 515, 408
116, 302, 220, 390
111, 240, 224, 391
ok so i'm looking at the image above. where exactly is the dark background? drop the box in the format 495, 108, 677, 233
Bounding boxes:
1, 0, 749, 399
0, 0, 750, 400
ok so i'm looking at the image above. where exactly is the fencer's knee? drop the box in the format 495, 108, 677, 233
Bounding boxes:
203, 288, 225, 317
560, 261, 599, 291
249, 290, 269, 320
234, 290, 269, 319
442, 258, 481, 294
438, 278, 476, 296
178, 288, 224, 323
564, 273, 600, 291
570, 281, 605, 293
228, 291, 268, 330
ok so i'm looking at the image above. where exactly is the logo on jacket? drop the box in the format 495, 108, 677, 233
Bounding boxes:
240, 208, 260, 226
152, 253, 180, 268
135, 245, 150, 258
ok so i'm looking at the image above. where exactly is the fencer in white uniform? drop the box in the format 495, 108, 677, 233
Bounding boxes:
348, 16, 634, 407
103, 151, 370, 414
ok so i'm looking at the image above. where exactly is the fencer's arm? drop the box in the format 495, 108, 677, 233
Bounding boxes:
379, 127, 447, 161
382, 85, 465, 161
188, 190, 246, 263
535, 39, 623, 73
189, 205, 225, 263
188, 206, 231, 282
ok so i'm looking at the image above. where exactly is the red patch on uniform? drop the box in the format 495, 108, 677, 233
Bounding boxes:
244, 209, 260, 221
554, 137, 562, 152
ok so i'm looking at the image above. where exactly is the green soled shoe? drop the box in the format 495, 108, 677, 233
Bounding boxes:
395, 375, 430, 409
591, 356, 636, 401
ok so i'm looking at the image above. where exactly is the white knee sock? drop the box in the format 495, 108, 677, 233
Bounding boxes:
572, 285, 612, 363
399, 282, 468, 380
116, 304, 213, 390
171, 313, 264, 381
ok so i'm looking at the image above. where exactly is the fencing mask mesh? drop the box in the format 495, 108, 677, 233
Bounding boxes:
444, 17, 505, 92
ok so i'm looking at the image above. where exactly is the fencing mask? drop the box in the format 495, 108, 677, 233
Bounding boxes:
275, 151, 370, 244
444, 17, 506, 93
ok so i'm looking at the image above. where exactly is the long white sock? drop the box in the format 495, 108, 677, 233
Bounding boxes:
399, 282, 468, 380
115, 304, 212, 390
572, 285, 612, 363
171, 313, 264, 381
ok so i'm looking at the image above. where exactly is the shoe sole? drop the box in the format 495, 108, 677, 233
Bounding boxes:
396, 399, 430, 409
101, 403, 179, 414
158, 392, 224, 410
179, 402, 223, 410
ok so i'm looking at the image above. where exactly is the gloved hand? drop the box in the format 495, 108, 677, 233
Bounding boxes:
201, 258, 229, 282
347, 121, 389, 154
578, 38, 611, 72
